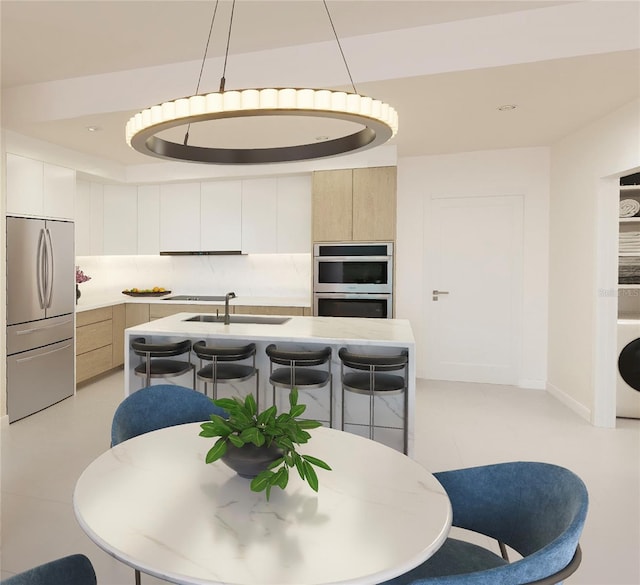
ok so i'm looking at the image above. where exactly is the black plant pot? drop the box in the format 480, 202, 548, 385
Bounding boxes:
221, 442, 283, 479
76, 284, 81, 304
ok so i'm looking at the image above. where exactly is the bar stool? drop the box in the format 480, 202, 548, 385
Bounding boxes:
338, 348, 409, 454
192, 341, 259, 408
131, 337, 195, 389
265, 344, 333, 426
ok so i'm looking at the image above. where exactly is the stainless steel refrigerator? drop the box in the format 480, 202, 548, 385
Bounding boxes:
6, 216, 75, 422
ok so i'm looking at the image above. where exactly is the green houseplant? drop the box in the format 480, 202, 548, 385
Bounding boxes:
199, 389, 331, 499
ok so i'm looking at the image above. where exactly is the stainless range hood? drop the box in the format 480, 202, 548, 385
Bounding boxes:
159, 250, 244, 256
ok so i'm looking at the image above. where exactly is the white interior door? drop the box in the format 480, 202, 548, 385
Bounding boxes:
424, 195, 523, 384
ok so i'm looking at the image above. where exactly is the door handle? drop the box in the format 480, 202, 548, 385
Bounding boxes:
36, 229, 46, 309
432, 290, 450, 301
45, 228, 54, 308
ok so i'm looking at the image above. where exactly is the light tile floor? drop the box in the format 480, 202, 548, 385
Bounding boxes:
1, 372, 639, 584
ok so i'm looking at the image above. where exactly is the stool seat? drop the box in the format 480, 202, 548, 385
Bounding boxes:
135, 359, 194, 378
197, 363, 256, 383
266, 344, 333, 426
193, 340, 259, 407
270, 367, 331, 389
131, 337, 195, 389
343, 372, 405, 395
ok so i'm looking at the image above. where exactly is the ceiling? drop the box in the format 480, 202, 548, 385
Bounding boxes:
1, 0, 639, 170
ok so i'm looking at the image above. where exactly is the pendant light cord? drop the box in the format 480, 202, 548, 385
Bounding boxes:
184, 0, 220, 146
322, 0, 357, 94
185, 0, 352, 146
219, 0, 236, 92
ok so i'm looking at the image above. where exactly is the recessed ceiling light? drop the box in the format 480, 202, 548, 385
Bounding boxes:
86, 126, 102, 132
497, 104, 517, 111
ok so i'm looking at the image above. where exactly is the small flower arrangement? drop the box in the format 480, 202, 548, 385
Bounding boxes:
75, 266, 91, 284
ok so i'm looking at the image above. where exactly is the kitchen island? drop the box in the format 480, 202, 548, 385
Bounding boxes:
124, 313, 415, 455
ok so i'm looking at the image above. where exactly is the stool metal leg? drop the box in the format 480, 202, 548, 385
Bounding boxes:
369, 366, 375, 441
255, 368, 260, 411
340, 362, 345, 431
403, 364, 409, 455
328, 374, 333, 428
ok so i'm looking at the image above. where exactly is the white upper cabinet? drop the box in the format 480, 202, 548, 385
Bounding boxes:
43, 162, 75, 219
75, 181, 92, 255
6, 153, 75, 220
241, 178, 278, 253
73, 173, 311, 256
6, 154, 44, 216
200, 181, 242, 251
89, 183, 104, 255
103, 184, 138, 254
277, 176, 311, 253
159, 182, 201, 252
137, 185, 160, 255
76, 179, 104, 255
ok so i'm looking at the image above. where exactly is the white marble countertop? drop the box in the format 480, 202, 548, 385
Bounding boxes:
125, 313, 415, 346
76, 292, 310, 313
74, 424, 451, 585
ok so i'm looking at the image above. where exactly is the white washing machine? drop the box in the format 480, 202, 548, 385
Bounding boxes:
616, 319, 640, 419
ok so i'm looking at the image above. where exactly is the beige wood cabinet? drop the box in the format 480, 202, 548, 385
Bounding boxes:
77, 303, 151, 384
312, 166, 397, 242
112, 304, 126, 367
76, 307, 114, 384
126, 303, 151, 327
76, 302, 310, 385
151, 303, 307, 319
234, 305, 305, 316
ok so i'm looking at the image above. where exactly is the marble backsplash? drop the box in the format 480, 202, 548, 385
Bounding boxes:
75, 253, 312, 300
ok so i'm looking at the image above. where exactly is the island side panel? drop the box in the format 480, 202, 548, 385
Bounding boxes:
123, 315, 415, 455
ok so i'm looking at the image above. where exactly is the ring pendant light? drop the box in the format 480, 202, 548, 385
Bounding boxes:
125, 1, 398, 165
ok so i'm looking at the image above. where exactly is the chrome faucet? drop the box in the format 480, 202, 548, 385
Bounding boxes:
224, 292, 236, 325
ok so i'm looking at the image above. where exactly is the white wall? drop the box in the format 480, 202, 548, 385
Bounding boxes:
548, 99, 640, 425
396, 147, 550, 385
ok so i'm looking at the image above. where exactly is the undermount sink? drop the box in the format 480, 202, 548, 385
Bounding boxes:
164, 295, 226, 301
184, 314, 291, 325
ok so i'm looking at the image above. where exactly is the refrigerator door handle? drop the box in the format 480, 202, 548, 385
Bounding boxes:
44, 228, 55, 308
16, 318, 74, 335
15, 343, 73, 363
36, 228, 46, 309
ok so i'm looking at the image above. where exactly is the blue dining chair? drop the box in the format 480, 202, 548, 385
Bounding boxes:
382, 462, 588, 585
111, 384, 228, 447
1, 554, 96, 585
111, 384, 229, 585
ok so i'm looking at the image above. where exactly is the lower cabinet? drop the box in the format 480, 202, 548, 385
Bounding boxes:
151, 303, 308, 319
234, 305, 305, 316
76, 307, 114, 384
76, 303, 151, 385
76, 302, 310, 385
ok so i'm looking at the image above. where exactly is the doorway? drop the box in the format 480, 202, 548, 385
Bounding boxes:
423, 195, 524, 384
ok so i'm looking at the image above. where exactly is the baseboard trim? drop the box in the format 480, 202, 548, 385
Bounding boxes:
517, 379, 546, 390
546, 382, 591, 422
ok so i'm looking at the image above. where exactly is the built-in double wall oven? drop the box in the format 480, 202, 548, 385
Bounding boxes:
313, 242, 393, 318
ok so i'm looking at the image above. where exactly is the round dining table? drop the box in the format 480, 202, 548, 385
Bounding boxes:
73, 424, 451, 585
